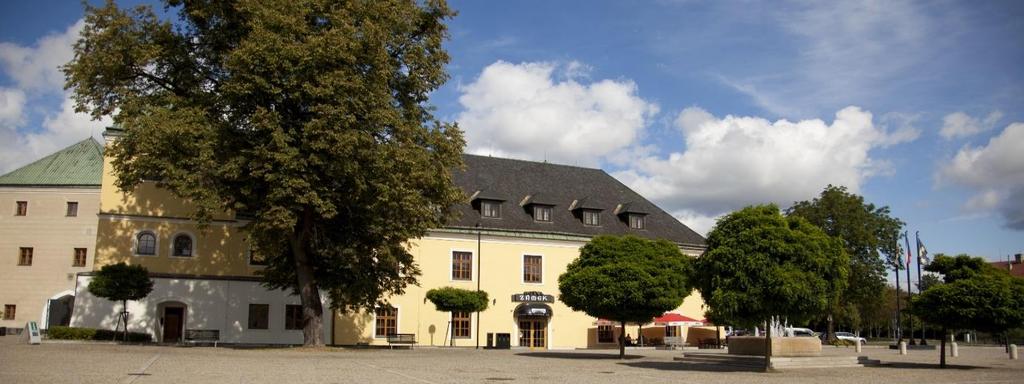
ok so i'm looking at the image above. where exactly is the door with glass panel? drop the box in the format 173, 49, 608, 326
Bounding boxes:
518, 319, 547, 349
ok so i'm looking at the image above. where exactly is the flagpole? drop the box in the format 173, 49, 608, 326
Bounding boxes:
894, 237, 902, 344
916, 231, 928, 346
905, 231, 916, 346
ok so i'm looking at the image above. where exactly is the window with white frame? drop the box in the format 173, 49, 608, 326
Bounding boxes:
582, 210, 600, 226
481, 200, 501, 218
523, 255, 542, 283
533, 205, 552, 222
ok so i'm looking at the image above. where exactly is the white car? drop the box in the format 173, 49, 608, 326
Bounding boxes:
835, 332, 866, 344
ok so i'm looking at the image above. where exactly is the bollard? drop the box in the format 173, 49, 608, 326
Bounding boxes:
1011, 344, 1018, 360
951, 342, 958, 357
899, 341, 907, 355
856, 340, 862, 353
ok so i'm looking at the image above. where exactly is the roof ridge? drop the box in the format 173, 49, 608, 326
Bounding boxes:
463, 153, 603, 172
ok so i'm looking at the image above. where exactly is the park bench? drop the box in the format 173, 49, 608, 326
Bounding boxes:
185, 329, 220, 347
386, 333, 416, 349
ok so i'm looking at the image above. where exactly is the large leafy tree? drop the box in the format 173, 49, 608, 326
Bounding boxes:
786, 185, 904, 341
65, 0, 463, 345
558, 235, 693, 359
88, 263, 155, 342
693, 204, 848, 371
912, 268, 1024, 368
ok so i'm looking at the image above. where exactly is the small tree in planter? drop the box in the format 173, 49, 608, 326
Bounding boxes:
692, 205, 848, 371
425, 287, 489, 346
88, 263, 154, 342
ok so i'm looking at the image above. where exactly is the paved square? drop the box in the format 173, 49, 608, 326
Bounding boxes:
1, 337, 1021, 383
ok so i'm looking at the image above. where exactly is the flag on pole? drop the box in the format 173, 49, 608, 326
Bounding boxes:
916, 232, 929, 265
904, 231, 912, 268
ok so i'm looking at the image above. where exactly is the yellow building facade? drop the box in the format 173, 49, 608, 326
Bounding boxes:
72, 129, 711, 347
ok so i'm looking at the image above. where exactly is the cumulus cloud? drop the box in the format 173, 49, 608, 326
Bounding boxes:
938, 122, 1024, 229
0, 19, 108, 174
456, 60, 659, 166
939, 111, 1003, 140
614, 106, 901, 232
0, 87, 25, 126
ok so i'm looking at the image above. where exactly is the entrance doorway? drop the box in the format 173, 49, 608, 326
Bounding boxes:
518, 319, 547, 349
162, 306, 185, 343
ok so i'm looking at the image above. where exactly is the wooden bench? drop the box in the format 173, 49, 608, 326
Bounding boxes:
185, 329, 220, 347
386, 333, 416, 349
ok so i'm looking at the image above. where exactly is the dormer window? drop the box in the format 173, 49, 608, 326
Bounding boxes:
533, 205, 552, 222
481, 200, 501, 218
629, 214, 646, 229
583, 210, 600, 226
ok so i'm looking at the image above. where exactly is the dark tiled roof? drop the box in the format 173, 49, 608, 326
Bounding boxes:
0, 138, 103, 186
450, 155, 706, 247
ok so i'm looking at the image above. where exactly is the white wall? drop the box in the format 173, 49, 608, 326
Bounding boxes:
70, 275, 330, 344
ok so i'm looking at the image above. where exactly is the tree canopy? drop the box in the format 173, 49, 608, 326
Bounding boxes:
694, 204, 849, 328
425, 287, 489, 313
786, 185, 903, 337
558, 235, 693, 358
926, 253, 1007, 283
65, 1, 463, 346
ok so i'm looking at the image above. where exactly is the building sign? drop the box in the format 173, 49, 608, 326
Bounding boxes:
512, 291, 554, 303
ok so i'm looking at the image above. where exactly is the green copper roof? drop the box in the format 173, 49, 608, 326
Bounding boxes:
0, 138, 103, 186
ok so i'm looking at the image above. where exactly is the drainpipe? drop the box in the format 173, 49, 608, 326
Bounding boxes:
476, 223, 482, 349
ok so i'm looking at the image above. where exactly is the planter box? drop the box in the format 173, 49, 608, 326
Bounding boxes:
728, 336, 822, 357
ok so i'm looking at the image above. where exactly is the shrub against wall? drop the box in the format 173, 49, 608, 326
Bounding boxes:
47, 326, 152, 343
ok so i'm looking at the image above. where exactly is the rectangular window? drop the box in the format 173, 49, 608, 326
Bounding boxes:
73, 248, 87, 267
375, 306, 398, 337
284, 304, 303, 330
452, 311, 471, 338
18, 247, 32, 266
66, 202, 78, 217
598, 325, 614, 343
452, 251, 472, 281
583, 210, 600, 226
247, 304, 269, 330
523, 255, 543, 283
481, 200, 501, 218
533, 206, 552, 222
3, 305, 14, 320
15, 201, 27, 216
629, 214, 646, 229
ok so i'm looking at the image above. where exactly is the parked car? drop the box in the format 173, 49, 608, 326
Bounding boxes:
786, 327, 818, 337
835, 332, 866, 344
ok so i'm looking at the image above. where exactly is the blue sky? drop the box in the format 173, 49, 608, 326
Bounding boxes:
1, 1, 1021, 265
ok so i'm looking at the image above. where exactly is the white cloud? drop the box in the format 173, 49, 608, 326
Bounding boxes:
938, 122, 1024, 229
939, 111, 1003, 140
0, 87, 26, 126
456, 60, 659, 166
0, 20, 83, 93
0, 19, 108, 174
614, 106, 896, 219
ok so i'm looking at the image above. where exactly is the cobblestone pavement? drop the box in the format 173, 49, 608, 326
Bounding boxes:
1, 337, 1021, 383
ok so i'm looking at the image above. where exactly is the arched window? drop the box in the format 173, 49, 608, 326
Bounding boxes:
172, 234, 193, 257
136, 231, 157, 255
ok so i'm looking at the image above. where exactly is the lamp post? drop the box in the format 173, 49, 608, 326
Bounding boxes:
475, 222, 482, 349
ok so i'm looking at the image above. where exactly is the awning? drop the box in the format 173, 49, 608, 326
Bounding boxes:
514, 303, 552, 318
653, 313, 704, 327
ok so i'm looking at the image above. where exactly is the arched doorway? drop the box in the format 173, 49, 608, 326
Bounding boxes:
43, 291, 75, 329
514, 303, 552, 349
157, 301, 187, 343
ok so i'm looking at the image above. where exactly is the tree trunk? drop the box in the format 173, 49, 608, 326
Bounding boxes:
939, 327, 947, 368
619, 321, 626, 359
827, 316, 835, 344
122, 299, 129, 342
764, 320, 773, 372
292, 207, 324, 346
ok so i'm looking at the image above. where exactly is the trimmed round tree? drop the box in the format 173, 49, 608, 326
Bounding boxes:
87, 263, 155, 342
558, 235, 693, 359
914, 255, 1024, 368
425, 287, 489, 346
692, 204, 848, 371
